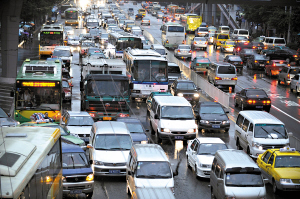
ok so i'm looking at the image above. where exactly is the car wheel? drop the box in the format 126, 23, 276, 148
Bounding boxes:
236, 139, 242, 150
284, 79, 287, 85
156, 131, 162, 143
273, 179, 279, 194
278, 79, 281, 85
297, 87, 300, 96
187, 156, 191, 169
204, 47, 207, 51
265, 68, 269, 76
265, 107, 271, 113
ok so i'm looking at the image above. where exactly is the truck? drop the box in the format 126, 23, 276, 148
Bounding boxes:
184, 15, 202, 34
80, 59, 130, 121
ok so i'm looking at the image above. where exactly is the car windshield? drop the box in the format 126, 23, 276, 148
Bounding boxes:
168, 66, 180, 73
136, 161, 172, 178
126, 123, 144, 133
0, 108, 8, 118
274, 156, 300, 168
244, 49, 256, 54
217, 66, 236, 74
62, 81, 69, 88
52, 50, 71, 57
218, 35, 229, 39
200, 106, 225, 114
194, 37, 206, 41
94, 134, 132, 150
197, 144, 228, 155
199, 28, 208, 31
274, 39, 285, 44
179, 46, 190, 50
168, 26, 184, 32
161, 106, 194, 119
67, 116, 94, 126
225, 173, 264, 187
254, 124, 287, 139
177, 82, 196, 90
62, 152, 89, 169
155, 49, 165, 55
228, 56, 241, 61
246, 90, 268, 97
239, 30, 248, 35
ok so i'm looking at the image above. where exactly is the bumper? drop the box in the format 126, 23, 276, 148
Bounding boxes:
63, 181, 94, 195
198, 122, 230, 130
196, 166, 211, 178
158, 132, 196, 141
141, 22, 150, 25
250, 147, 265, 159
93, 165, 127, 176
39, 51, 53, 56
276, 181, 300, 191
194, 68, 208, 73
193, 44, 207, 48
223, 47, 234, 52
176, 53, 192, 58
243, 104, 271, 111
214, 80, 237, 86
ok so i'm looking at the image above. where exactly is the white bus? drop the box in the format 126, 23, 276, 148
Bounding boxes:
160, 22, 185, 49
123, 48, 168, 100
0, 127, 62, 198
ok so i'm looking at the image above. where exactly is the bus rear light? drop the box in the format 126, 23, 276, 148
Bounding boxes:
215, 77, 222, 80
166, 40, 169, 43
89, 113, 96, 117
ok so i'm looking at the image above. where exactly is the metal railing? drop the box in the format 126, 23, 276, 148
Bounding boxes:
189, 3, 201, 13
217, 4, 239, 29
290, 136, 300, 151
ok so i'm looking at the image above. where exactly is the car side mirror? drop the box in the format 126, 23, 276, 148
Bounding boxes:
87, 144, 93, 149
89, 160, 93, 164
154, 114, 159, 119
217, 178, 223, 183
266, 164, 271, 168
288, 132, 293, 136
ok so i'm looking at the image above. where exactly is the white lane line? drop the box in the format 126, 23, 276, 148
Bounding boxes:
271, 105, 300, 124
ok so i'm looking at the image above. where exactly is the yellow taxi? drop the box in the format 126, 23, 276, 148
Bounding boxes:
213, 33, 230, 49
138, 9, 146, 16
257, 147, 300, 193
220, 40, 235, 53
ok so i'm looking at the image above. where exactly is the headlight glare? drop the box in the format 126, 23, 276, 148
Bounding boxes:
194, 93, 200, 97
188, 128, 196, 133
86, 174, 94, 181
161, 128, 170, 133
222, 120, 230, 124
200, 120, 209, 124
141, 140, 148, 144
177, 93, 183, 97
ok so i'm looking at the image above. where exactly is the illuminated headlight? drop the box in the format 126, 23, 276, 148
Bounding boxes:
86, 174, 94, 181
188, 128, 196, 133
161, 128, 170, 133
177, 93, 183, 97
141, 140, 148, 144
280, 178, 292, 184
200, 120, 209, 124
252, 142, 263, 150
66, 92, 71, 96
94, 160, 104, 165
62, 176, 66, 182
222, 120, 230, 124
194, 93, 200, 98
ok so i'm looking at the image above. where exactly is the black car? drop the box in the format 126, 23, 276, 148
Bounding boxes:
251, 41, 265, 54
233, 42, 253, 55
246, 54, 268, 70
193, 102, 230, 132
170, 79, 200, 105
265, 48, 299, 64
223, 55, 243, 70
234, 88, 271, 112
135, 14, 144, 20
239, 49, 257, 62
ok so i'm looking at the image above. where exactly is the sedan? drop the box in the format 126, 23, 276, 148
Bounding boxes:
234, 88, 271, 112
251, 41, 265, 54
232, 36, 248, 43
233, 42, 253, 55
141, 18, 150, 25
190, 57, 211, 73
265, 48, 299, 64
191, 37, 207, 51
174, 45, 192, 60
290, 73, 300, 95
220, 40, 235, 53
186, 137, 228, 178
223, 55, 243, 71
278, 66, 300, 85
0, 107, 19, 127
62, 78, 73, 102
193, 102, 230, 132
135, 14, 143, 20
156, 12, 164, 19
246, 54, 268, 70
265, 60, 288, 76
239, 49, 257, 62
204, 33, 215, 45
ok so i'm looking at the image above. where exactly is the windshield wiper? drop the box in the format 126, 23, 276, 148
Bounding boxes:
261, 127, 274, 139
272, 128, 286, 138
70, 155, 75, 169
79, 154, 88, 167
95, 147, 108, 150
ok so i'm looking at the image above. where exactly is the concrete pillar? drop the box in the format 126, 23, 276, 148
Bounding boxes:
220, 12, 225, 26
0, 0, 23, 78
206, 4, 212, 26
212, 4, 216, 26
204, 4, 208, 23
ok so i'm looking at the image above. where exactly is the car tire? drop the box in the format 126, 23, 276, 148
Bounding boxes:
265, 107, 271, 113
247, 147, 251, 156
278, 79, 281, 85
204, 47, 207, 51
273, 179, 279, 194
297, 87, 300, 96
211, 188, 216, 199
156, 131, 162, 143
265, 68, 269, 76
236, 139, 242, 150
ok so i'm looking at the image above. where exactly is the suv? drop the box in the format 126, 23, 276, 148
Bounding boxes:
278, 66, 300, 85
128, 8, 134, 16
170, 78, 200, 105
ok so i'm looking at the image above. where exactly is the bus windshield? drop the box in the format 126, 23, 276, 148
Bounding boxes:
86, 80, 129, 96
168, 26, 184, 32
132, 60, 167, 82
65, 11, 78, 19
40, 32, 63, 45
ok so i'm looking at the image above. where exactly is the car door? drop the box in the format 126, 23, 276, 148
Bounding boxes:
191, 141, 199, 169
266, 153, 275, 182
240, 118, 250, 149
291, 75, 299, 90
257, 151, 272, 180
127, 153, 136, 193
238, 89, 246, 107
187, 139, 197, 166
150, 101, 159, 132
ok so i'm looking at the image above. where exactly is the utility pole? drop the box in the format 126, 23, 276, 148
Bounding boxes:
287, 6, 292, 43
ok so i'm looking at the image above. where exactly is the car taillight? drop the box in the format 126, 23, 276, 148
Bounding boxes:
182, 40, 185, 44
263, 100, 271, 104
196, 63, 199, 66
287, 74, 290, 78
252, 46, 256, 49
294, 55, 298, 57
177, 50, 180, 52
215, 77, 222, 80
231, 77, 238, 80
237, 47, 240, 51
205, 42, 208, 45
255, 60, 258, 63
194, 41, 197, 44
89, 113, 95, 117
166, 40, 169, 43
189, 50, 192, 53
142, 20, 143, 22
264, 46, 267, 49
241, 62, 243, 65
248, 100, 256, 104
273, 63, 276, 67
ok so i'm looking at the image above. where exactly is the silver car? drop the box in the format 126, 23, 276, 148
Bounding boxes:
141, 18, 150, 25
290, 73, 300, 95
174, 45, 192, 60
156, 12, 164, 19
204, 33, 215, 45
191, 37, 207, 51
278, 66, 300, 85
195, 27, 208, 37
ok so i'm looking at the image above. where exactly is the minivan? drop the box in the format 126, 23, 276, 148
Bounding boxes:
149, 96, 197, 143
87, 121, 133, 176
210, 149, 266, 199
234, 111, 292, 159
262, 37, 286, 48
207, 62, 237, 91
231, 29, 250, 39
126, 144, 175, 196
218, 26, 230, 34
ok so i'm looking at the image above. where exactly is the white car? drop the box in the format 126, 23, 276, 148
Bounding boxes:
191, 37, 207, 51
174, 45, 192, 60
186, 137, 228, 178
141, 18, 150, 26
290, 73, 300, 95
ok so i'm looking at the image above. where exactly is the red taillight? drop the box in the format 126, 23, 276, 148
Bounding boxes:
166, 40, 169, 43
293, 55, 298, 57
273, 63, 276, 67
142, 20, 144, 22
194, 41, 197, 44
267, 100, 271, 104
287, 74, 290, 78
215, 77, 222, 80
196, 63, 199, 66
255, 60, 258, 63
189, 50, 192, 53
89, 113, 95, 117
280, 61, 284, 64
177, 50, 180, 52
252, 46, 256, 49
248, 100, 256, 104
205, 42, 208, 45
237, 47, 240, 51
182, 40, 185, 44
241, 62, 243, 65
231, 77, 238, 80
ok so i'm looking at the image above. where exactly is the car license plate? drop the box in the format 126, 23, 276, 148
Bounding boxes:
175, 136, 184, 139
212, 125, 220, 128
256, 106, 263, 108
185, 97, 192, 101
258, 47, 262, 49
234, 62, 239, 64
260, 64, 264, 66
103, 117, 112, 121
223, 77, 230, 80
70, 190, 82, 194
109, 170, 120, 174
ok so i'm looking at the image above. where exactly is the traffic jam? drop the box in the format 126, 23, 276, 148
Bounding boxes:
5, 0, 300, 198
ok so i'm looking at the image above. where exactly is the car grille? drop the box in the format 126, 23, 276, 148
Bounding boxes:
262, 144, 286, 150
68, 186, 85, 190
209, 121, 222, 124
87, 101, 128, 112
66, 176, 86, 182
171, 132, 187, 134
103, 162, 126, 166
291, 179, 300, 183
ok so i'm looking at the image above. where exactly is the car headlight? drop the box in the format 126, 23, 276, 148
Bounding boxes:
194, 93, 200, 98
200, 120, 209, 124
188, 128, 196, 133
86, 174, 94, 181
252, 142, 263, 150
280, 178, 292, 184
222, 120, 230, 124
161, 128, 170, 133
199, 163, 211, 168
177, 93, 183, 97
62, 176, 66, 182
141, 140, 148, 144
94, 160, 104, 165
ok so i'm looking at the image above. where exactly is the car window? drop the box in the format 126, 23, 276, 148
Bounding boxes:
262, 152, 271, 163
242, 119, 249, 132
217, 66, 236, 74
190, 139, 197, 150
268, 154, 274, 165
236, 114, 244, 128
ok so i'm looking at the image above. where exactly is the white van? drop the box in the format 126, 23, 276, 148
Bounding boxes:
218, 26, 230, 34
234, 111, 291, 159
161, 22, 185, 49
87, 121, 133, 176
262, 37, 286, 48
210, 149, 267, 199
126, 144, 175, 196
231, 29, 249, 39
149, 96, 197, 143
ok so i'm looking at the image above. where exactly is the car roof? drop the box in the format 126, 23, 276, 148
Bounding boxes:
270, 148, 300, 156
199, 101, 222, 106
176, 78, 194, 83
153, 96, 191, 106
196, 137, 225, 144
132, 144, 169, 162
116, 117, 142, 124
62, 142, 85, 153
238, 111, 284, 124
66, 111, 91, 117
93, 121, 130, 134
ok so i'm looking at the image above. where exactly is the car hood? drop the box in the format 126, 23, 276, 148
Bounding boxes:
176, 90, 198, 94
135, 178, 174, 188
130, 133, 147, 142
93, 150, 130, 163
199, 113, 228, 121
160, 119, 197, 131
196, 155, 214, 165
67, 126, 92, 135
63, 167, 93, 176
274, 168, 300, 179
0, 118, 18, 127
62, 135, 84, 145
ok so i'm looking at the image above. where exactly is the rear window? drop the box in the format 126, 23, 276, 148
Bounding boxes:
199, 28, 208, 31
239, 30, 248, 35
274, 39, 285, 44
221, 27, 230, 31
218, 35, 229, 39
229, 56, 241, 61
217, 66, 236, 74
246, 90, 268, 97
168, 66, 181, 73
168, 26, 184, 32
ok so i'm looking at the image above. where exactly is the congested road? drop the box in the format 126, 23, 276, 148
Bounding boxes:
15, 1, 300, 199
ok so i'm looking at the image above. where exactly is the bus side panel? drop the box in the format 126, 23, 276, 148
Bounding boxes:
14, 110, 61, 123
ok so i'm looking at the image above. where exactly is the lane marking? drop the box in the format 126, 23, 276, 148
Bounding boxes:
271, 105, 300, 124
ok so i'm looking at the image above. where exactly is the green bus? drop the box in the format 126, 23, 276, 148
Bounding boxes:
13, 58, 63, 123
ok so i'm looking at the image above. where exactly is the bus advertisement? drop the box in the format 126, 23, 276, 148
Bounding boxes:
13, 59, 63, 123
39, 24, 64, 58
64, 8, 79, 26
